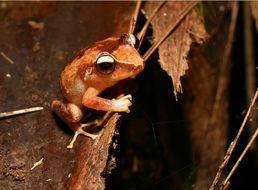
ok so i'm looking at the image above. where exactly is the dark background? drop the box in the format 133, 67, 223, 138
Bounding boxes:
0, 2, 257, 190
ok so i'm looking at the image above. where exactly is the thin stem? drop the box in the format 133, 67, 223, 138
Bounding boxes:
209, 2, 239, 188
137, 1, 166, 48
243, 1, 256, 150
209, 1, 239, 126
128, 0, 142, 34
221, 128, 258, 190
0, 107, 44, 119
209, 89, 258, 190
0, 51, 14, 64
143, 1, 198, 61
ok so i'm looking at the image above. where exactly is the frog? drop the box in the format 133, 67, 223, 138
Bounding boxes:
51, 34, 144, 148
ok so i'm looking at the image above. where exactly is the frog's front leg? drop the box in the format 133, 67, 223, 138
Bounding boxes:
82, 87, 132, 113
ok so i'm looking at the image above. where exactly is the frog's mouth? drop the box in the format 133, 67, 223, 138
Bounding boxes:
123, 62, 145, 80
129, 66, 144, 79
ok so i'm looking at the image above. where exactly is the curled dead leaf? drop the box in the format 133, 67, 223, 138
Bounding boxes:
143, 2, 209, 98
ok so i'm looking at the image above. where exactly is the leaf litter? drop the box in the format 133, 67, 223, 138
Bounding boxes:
143, 2, 209, 98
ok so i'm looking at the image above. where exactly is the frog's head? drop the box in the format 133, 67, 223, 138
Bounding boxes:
79, 34, 144, 89
94, 34, 144, 80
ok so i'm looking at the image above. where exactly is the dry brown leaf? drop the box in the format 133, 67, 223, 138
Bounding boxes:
143, 2, 209, 98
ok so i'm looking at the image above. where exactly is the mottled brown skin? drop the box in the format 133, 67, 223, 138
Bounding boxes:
51, 34, 144, 148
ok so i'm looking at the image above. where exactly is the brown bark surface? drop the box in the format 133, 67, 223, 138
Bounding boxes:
0, 2, 134, 189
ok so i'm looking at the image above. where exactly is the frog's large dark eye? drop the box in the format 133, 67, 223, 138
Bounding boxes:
95, 52, 116, 74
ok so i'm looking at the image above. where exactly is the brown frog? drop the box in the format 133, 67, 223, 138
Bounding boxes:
51, 34, 144, 148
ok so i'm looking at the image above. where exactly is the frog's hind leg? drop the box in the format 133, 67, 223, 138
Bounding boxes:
51, 100, 83, 123
67, 121, 99, 149
51, 100, 99, 149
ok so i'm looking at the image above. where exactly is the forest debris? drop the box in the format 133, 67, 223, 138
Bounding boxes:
128, 1, 141, 34
33, 40, 40, 52
221, 128, 258, 189
0, 51, 14, 64
143, 2, 209, 98
142, 1, 198, 61
6, 73, 11, 78
28, 20, 45, 29
30, 158, 44, 170
4, 161, 27, 181
25, 65, 38, 81
210, 90, 258, 190
0, 107, 43, 119
137, 1, 165, 46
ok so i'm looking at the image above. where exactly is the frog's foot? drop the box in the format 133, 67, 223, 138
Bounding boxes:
67, 120, 99, 149
114, 94, 132, 113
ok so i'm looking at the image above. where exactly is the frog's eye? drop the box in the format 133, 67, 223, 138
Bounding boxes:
128, 34, 139, 49
95, 52, 116, 74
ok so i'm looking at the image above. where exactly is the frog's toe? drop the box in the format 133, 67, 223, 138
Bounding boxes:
119, 94, 132, 101
67, 122, 99, 149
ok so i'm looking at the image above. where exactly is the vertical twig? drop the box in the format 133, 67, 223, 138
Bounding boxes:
209, 1, 239, 126
128, 0, 142, 34
209, 3, 239, 188
210, 89, 258, 190
137, 1, 166, 47
243, 1, 257, 150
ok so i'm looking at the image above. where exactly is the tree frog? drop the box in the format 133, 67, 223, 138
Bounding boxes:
51, 34, 144, 148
